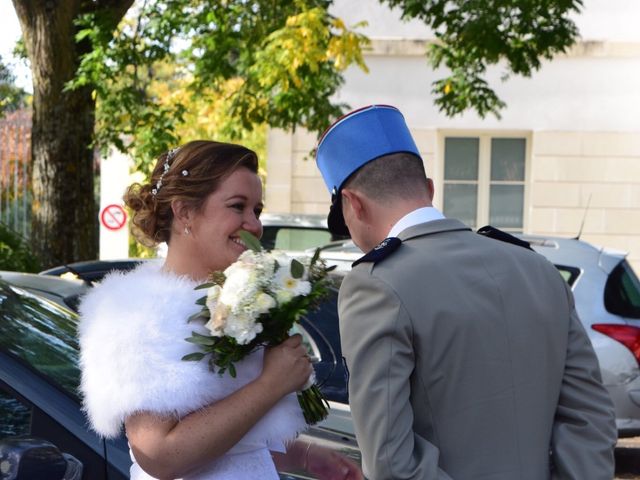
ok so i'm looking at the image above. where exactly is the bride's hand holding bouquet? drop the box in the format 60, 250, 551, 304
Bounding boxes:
260, 334, 314, 396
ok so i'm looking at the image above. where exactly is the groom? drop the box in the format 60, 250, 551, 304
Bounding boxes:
315, 105, 617, 479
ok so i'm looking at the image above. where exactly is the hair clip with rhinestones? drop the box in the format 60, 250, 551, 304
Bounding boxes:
151, 147, 180, 196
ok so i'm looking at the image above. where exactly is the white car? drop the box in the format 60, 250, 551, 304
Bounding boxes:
314, 233, 640, 437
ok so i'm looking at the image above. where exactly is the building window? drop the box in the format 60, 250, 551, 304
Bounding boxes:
443, 135, 527, 232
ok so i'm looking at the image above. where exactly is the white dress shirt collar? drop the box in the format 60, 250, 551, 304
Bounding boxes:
387, 206, 445, 238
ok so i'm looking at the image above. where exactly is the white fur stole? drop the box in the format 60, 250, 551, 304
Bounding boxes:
78, 261, 306, 450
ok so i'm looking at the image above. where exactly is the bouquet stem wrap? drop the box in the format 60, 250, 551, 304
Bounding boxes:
297, 372, 330, 424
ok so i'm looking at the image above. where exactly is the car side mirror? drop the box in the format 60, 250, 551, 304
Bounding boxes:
0, 436, 83, 480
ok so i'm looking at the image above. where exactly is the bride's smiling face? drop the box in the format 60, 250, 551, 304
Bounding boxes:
189, 167, 264, 272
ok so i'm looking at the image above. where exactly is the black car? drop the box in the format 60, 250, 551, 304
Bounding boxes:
0, 279, 130, 479
0, 274, 356, 479
37, 259, 350, 404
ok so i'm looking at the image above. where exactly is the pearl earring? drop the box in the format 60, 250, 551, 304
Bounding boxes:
184, 226, 191, 235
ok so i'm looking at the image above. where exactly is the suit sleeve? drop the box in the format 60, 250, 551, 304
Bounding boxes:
339, 269, 453, 480
551, 281, 617, 480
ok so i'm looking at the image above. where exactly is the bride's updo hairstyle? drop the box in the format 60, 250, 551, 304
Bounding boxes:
124, 140, 259, 247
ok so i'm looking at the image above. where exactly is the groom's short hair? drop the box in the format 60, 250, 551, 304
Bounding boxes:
344, 152, 428, 203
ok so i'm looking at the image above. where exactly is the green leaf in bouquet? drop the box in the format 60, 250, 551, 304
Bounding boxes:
185, 332, 217, 346
228, 363, 237, 378
196, 296, 208, 306
182, 352, 206, 361
194, 282, 217, 290
290, 258, 304, 279
310, 247, 321, 267
239, 230, 263, 252
208, 271, 226, 286
326, 264, 337, 272
187, 309, 209, 323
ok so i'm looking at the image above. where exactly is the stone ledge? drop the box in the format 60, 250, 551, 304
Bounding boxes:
365, 38, 640, 58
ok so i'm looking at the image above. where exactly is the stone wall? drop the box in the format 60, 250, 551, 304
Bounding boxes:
266, 128, 640, 272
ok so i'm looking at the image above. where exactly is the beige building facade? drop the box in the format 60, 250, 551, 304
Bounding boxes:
265, 0, 640, 272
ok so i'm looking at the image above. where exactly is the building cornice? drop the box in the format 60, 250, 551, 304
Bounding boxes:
365, 38, 640, 58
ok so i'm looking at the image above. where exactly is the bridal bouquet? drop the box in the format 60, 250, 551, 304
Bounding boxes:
182, 231, 334, 424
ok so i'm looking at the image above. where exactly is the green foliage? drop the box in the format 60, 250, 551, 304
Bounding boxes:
381, 0, 583, 118
67, 0, 369, 178
0, 57, 28, 115
63, 0, 583, 177
0, 223, 41, 273
128, 234, 159, 258
238, 230, 263, 253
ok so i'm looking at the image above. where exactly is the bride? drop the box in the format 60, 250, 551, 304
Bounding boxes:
78, 140, 363, 480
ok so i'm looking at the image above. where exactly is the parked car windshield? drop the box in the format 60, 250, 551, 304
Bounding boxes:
0, 281, 80, 400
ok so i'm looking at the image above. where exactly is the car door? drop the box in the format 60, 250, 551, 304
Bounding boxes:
0, 280, 129, 479
298, 286, 349, 404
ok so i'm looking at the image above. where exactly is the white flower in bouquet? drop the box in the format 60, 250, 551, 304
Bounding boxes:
203, 250, 282, 345
272, 266, 311, 304
223, 311, 264, 345
205, 285, 222, 316
204, 285, 225, 337
220, 262, 258, 307
255, 292, 277, 314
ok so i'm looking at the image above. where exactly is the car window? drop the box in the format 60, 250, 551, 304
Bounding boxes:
262, 227, 333, 251
275, 228, 332, 251
0, 388, 31, 437
0, 282, 80, 399
604, 260, 640, 319
554, 264, 580, 286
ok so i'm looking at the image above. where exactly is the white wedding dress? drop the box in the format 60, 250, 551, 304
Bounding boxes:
78, 262, 306, 480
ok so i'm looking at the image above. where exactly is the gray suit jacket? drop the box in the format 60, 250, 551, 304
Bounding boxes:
338, 219, 617, 480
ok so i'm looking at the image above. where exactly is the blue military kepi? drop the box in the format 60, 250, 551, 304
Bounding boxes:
316, 104, 421, 236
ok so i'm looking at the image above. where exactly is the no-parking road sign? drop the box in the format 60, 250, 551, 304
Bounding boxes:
100, 204, 128, 231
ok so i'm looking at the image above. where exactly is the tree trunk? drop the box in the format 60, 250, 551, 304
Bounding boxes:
12, 0, 133, 268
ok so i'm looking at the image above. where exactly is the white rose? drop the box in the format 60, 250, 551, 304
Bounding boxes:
224, 312, 263, 345
255, 292, 276, 314
205, 284, 221, 315
221, 264, 254, 307
204, 301, 230, 337
276, 288, 294, 304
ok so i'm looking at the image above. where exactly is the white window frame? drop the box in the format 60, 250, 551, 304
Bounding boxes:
435, 131, 532, 232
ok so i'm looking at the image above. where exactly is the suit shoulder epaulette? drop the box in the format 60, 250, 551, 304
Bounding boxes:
476, 225, 533, 251
352, 237, 402, 267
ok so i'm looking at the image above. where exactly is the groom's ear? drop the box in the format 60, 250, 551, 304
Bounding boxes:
341, 188, 366, 221
426, 177, 435, 202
